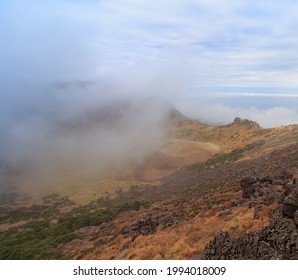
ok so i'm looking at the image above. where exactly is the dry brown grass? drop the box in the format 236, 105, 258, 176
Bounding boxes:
124, 205, 272, 260
81, 196, 274, 260
135, 139, 219, 182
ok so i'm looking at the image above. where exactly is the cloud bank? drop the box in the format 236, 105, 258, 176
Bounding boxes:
176, 96, 298, 128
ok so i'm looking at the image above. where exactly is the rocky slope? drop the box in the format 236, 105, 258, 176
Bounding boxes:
0, 109, 297, 259
198, 172, 298, 259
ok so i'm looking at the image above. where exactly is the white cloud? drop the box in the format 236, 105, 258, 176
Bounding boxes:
2, 0, 298, 89
176, 98, 298, 128
192, 93, 298, 98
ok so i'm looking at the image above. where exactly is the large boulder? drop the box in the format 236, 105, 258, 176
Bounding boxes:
240, 173, 289, 204
283, 187, 298, 217
240, 177, 258, 199
294, 211, 298, 226
121, 217, 160, 241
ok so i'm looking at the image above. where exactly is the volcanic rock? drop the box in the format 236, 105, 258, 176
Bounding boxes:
121, 217, 160, 241
283, 186, 298, 217
198, 172, 298, 260
197, 213, 298, 260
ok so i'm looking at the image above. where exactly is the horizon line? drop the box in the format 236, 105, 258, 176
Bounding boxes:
191, 92, 298, 98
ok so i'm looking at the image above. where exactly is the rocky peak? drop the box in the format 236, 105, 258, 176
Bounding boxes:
233, 117, 260, 129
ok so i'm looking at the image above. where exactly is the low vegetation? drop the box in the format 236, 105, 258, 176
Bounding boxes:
188, 141, 265, 171
0, 193, 151, 259
0, 194, 74, 224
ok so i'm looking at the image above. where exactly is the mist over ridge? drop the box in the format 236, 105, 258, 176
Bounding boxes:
0, 81, 174, 180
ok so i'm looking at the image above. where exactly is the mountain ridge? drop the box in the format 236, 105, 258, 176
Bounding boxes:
0, 106, 297, 259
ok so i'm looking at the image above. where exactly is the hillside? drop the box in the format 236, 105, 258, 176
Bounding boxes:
0, 108, 297, 259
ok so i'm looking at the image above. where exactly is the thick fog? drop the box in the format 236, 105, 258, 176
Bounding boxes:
0, 1, 186, 184
0, 81, 177, 182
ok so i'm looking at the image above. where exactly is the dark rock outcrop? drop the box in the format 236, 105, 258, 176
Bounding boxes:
240, 172, 294, 204
283, 187, 298, 217
233, 117, 260, 129
121, 217, 160, 241
198, 172, 298, 260
294, 211, 298, 226
197, 212, 298, 260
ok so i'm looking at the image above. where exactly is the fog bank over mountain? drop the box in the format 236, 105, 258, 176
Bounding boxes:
0, 81, 173, 180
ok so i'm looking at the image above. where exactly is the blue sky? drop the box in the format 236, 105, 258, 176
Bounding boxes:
1, 0, 298, 127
